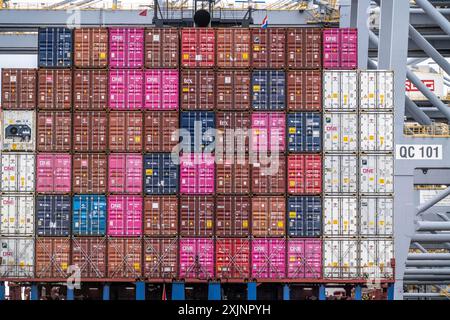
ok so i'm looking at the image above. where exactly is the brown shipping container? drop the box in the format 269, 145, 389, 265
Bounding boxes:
216, 195, 250, 237
1, 68, 37, 109
74, 28, 108, 68
216, 111, 250, 154
38, 69, 72, 110
107, 238, 142, 279
180, 196, 214, 237
216, 28, 251, 68
73, 69, 108, 110
287, 70, 322, 111
287, 28, 322, 69
181, 70, 215, 110
73, 154, 108, 193
252, 196, 286, 237
37, 111, 72, 152
73, 111, 108, 152
144, 111, 178, 152
216, 71, 251, 111
252, 155, 286, 194
35, 237, 70, 278
144, 196, 178, 236
251, 28, 286, 69
72, 237, 107, 278
144, 28, 179, 68
216, 154, 250, 194
143, 238, 178, 278
109, 111, 143, 152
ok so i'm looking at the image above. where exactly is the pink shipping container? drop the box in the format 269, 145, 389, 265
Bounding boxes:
287, 239, 322, 279
251, 239, 286, 279
181, 28, 215, 68
179, 238, 214, 279
251, 112, 285, 152
109, 28, 144, 68
36, 154, 71, 193
144, 69, 179, 110
180, 153, 215, 194
323, 28, 358, 69
107, 195, 142, 236
109, 70, 143, 110
108, 154, 143, 194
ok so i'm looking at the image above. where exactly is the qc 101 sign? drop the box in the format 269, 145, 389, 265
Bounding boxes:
396, 144, 443, 160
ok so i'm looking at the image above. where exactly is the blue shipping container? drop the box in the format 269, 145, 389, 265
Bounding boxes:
287, 196, 322, 237
252, 70, 286, 110
144, 153, 178, 195
287, 112, 322, 152
72, 195, 107, 236
38, 27, 72, 67
36, 195, 71, 236
180, 111, 216, 153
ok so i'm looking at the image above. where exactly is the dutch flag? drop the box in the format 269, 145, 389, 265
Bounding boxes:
261, 15, 268, 29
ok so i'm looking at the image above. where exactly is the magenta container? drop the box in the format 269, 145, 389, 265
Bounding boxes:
180, 153, 215, 194
109, 69, 143, 110
179, 238, 214, 279
109, 28, 144, 68
108, 154, 143, 194
323, 28, 357, 69
251, 239, 286, 279
287, 239, 322, 279
36, 154, 71, 193
107, 195, 142, 236
251, 112, 286, 152
144, 69, 179, 110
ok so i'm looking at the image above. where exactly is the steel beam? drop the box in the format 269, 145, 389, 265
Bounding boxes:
408, 253, 450, 260
403, 292, 447, 298
411, 234, 450, 242
416, 221, 450, 231
417, 186, 450, 214
406, 268, 450, 275
415, 0, 450, 37
339, 0, 352, 28
406, 260, 450, 266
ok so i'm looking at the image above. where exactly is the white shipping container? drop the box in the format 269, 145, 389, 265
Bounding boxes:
323, 113, 358, 152
360, 197, 393, 236
360, 155, 394, 194
324, 155, 358, 194
360, 71, 394, 110
360, 239, 394, 279
406, 71, 444, 101
323, 70, 358, 111
323, 239, 359, 279
1, 153, 35, 192
0, 195, 35, 236
323, 196, 358, 236
0, 237, 34, 278
2, 111, 35, 151
360, 113, 394, 152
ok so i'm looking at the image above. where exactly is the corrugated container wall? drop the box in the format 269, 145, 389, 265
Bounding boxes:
179, 238, 214, 279
252, 70, 286, 110
0, 195, 34, 236
287, 196, 322, 237
252, 155, 286, 194
180, 153, 215, 194
38, 27, 72, 68
360, 71, 394, 110
144, 196, 178, 236
216, 111, 250, 154
144, 69, 179, 110
287, 154, 322, 195
287, 239, 322, 279
2, 111, 35, 151
38, 69, 72, 110
35, 238, 70, 278
323, 28, 357, 70
72, 237, 107, 278
180, 111, 215, 153
36, 195, 71, 236
107, 195, 142, 237
109, 69, 143, 110
73, 111, 108, 152
74, 28, 108, 68
287, 70, 322, 111
144, 153, 178, 195
36, 154, 71, 194
72, 195, 107, 236
251, 239, 286, 279
107, 238, 142, 278
216, 70, 251, 111
181, 28, 215, 68
109, 111, 143, 152
72, 154, 107, 194
216, 155, 250, 194
109, 28, 144, 68
144, 28, 179, 68
216, 238, 250, 279
360, 155, 394, 194
323, 196, 358, 237
215, 195, 250, 237
181, 69, 215, 110
324, 155, 358, 194
286, 28, 322, 69
287, 112, 322, 153
360, 239, 394, 279
251, 196, 285, 237
360, 112, 394, 152
360, 197, 393, 236
251, 28, 286, 69
144, 111, 178, 152
73, 70, 108, 110
323, 238, 359, 279
0, 237, 34, 278
0, 153, 35, 192
323, 71, 358, 111
251, 112, 285, 152
108, 154, 143, 194
37, 111, 72, 152
216, 28, 250, 68
143, 238, 178, 278
180, 196, 214, 237
1, 69, 37, 110
323, 112, 358, 153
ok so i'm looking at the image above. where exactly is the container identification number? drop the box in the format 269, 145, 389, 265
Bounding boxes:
396, 144, 443, 160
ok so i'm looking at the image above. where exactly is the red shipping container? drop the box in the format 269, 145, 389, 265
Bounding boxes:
73, 69, 108, 110
109, 28, 144, 68
180, 196, 214, 237
216, 196, 250, 237
143, 238, 178, 279
251, 196, 286, 237
71, 237, 107, 278
181, 28, 215, 68
286, 28, 322, 69
287, 70, 322, 111
109, 111, 143, 152
323, 28, 358, 69
107, 195, 142, 237
251, 28, 286, 69
38, 69, 72, 110
252, 155, 286, 195
144, 196, 178, 237
179, 238, 214, 279
36, 154, 71, 194
180, 70, 215, 110
73, 154, 107, 194
144, 28, 179, 68
180, 153, 215, 194
1, 68, 37, 109
109, 69, 143, 110
216, 28, 251, 68
73, 111, 108, 152
35, 237, 70, 278
216, 111, 250, 154
37, 111, 72, 152
107, 238, 142, 278
287, 239, 322, 279
251, 238, 286, 279
108, 154, 143, 194
74, 28, 108, 68
216, 70, 251, 111
216, 155, 250, 194
144, 69, 179, 110
216, 238, 250, 279
144, 111, 178, 152
288, 154, 322, 195
251, 112, 286, 152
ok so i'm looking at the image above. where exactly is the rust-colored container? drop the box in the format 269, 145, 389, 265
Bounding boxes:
144, 28, 179, 68
73, 153, 108, 194
37, 111, 72, 152
216, 28, 251, 68
144, 111, 178, 152
107, 238, 142, 279
73, 69, 108, 110
73, 111, 108, 152
216, 195, 250, 237
287, 70, 322, 111
74, 28, 108, 68
180, 70, 215, 110
180, 196, 214, 237
216, 154, 250, 194
38, 69, 72, 110
1, 68, 37, 109
251, 28, 286, 69
216, 111, 250, 154
109, 111, 143, 152
144, 196, 178, 237
252, 196, 286, 237
216, 70, 251, 111
35, 237, 70, 278
286, 28, 322, 69
143, 237, 178, 279
252, 155, 286, 194
216, 238, 250, 279
71, 237, 107, 278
